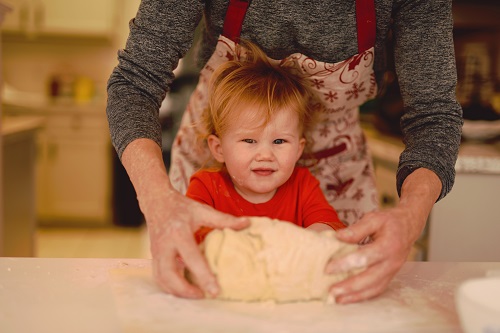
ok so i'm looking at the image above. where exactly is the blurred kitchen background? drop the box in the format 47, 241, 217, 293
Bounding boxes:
1, 1, 499, 261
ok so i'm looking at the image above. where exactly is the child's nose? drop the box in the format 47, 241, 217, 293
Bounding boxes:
255, 144, 274, 161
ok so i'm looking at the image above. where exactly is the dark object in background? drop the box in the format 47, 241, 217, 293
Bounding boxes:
462, 98, 500, 121
112, 149, 144, 227
460, 72, 500, 121
373, 70, 404, 137
372, 28, 405, 138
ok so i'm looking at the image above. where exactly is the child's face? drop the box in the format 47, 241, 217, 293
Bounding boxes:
208, 107, 306, 204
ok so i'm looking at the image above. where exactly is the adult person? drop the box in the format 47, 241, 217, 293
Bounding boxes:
106, 0, 463, 304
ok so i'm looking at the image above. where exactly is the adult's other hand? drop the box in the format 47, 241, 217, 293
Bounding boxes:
325, 168, 441, 303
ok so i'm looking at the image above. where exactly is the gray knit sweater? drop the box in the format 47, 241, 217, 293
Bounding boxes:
107, 0, 463, 200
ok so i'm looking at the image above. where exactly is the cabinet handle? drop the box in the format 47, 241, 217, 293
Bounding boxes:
35, 140, 43, 162
381, 194, 395, 206
48, 142, 58, 161
34, 0, 45, 31
19, 1, 30, 32
70, 114, 84, 130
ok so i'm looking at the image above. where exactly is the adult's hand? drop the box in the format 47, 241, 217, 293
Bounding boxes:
148, 188, 249, 298
121, 139, 249, 299
325, 168, 442, 304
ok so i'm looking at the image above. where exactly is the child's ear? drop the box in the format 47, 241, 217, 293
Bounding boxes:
207, 134, 225, 163
297, 137, 306, 161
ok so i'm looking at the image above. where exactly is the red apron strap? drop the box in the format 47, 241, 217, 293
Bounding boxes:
222, 0, 250, 42
356, 0, 376, 53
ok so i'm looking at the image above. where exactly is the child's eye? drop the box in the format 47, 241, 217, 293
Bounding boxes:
273, 139, 286, 144
242, 139, 256, 144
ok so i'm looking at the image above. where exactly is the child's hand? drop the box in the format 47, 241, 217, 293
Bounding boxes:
306, 223, 334, 232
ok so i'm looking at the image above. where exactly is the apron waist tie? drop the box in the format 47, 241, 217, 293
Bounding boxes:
301, 142, 347, 167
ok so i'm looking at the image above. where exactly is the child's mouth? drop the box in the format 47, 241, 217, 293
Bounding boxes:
252, 168, 275, 176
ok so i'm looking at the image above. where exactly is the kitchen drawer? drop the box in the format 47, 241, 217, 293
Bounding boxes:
44, 112, 109, 139
45, 111, 107, 129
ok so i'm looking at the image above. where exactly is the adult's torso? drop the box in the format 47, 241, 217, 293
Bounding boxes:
196, 0, 394, 69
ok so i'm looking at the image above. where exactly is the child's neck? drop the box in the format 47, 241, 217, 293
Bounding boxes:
234, 186, 277, 204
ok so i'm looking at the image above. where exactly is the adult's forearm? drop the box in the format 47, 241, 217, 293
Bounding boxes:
397, 167, 442, 242
121, 138, 173, 220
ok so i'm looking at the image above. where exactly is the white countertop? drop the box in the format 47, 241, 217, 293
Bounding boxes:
1, 258, 499, 333
454, 141, 500, 174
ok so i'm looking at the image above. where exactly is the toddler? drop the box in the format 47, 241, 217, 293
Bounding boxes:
186, 41, 346, 242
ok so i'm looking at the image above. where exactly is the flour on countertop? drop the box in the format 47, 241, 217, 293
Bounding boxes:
109, 266, 460, 333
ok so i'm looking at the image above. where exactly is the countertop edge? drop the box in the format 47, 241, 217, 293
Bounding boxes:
1, 115, 45, 137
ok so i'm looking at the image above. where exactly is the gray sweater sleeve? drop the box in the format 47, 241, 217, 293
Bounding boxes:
392, 0, 463, 200
106, 0, 204, 158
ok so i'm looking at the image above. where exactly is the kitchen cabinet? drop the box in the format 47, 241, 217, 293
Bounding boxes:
4, 104, 112, 226
35, 107, 112, 226
1, 0, 118, 40
427, 142, 500, 262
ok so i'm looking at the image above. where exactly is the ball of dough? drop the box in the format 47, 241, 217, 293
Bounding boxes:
200, 217, 360, 303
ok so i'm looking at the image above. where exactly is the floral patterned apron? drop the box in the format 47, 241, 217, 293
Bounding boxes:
170, 0, 379, 225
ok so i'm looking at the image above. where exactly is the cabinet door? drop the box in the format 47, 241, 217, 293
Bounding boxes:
41, 0, 117, 36
428, 173, 500, 262
37, 135, 111, 225
2, 129, 37, 256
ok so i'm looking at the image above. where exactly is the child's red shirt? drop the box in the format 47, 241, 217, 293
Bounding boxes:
186, 167, 345, 242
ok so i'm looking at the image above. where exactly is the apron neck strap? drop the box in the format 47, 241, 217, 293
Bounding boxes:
222, 0, 250, 42
356, 0, 376, 53
222, 0, 376, 52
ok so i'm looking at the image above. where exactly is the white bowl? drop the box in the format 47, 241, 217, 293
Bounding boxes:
456, 277, 500, 333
